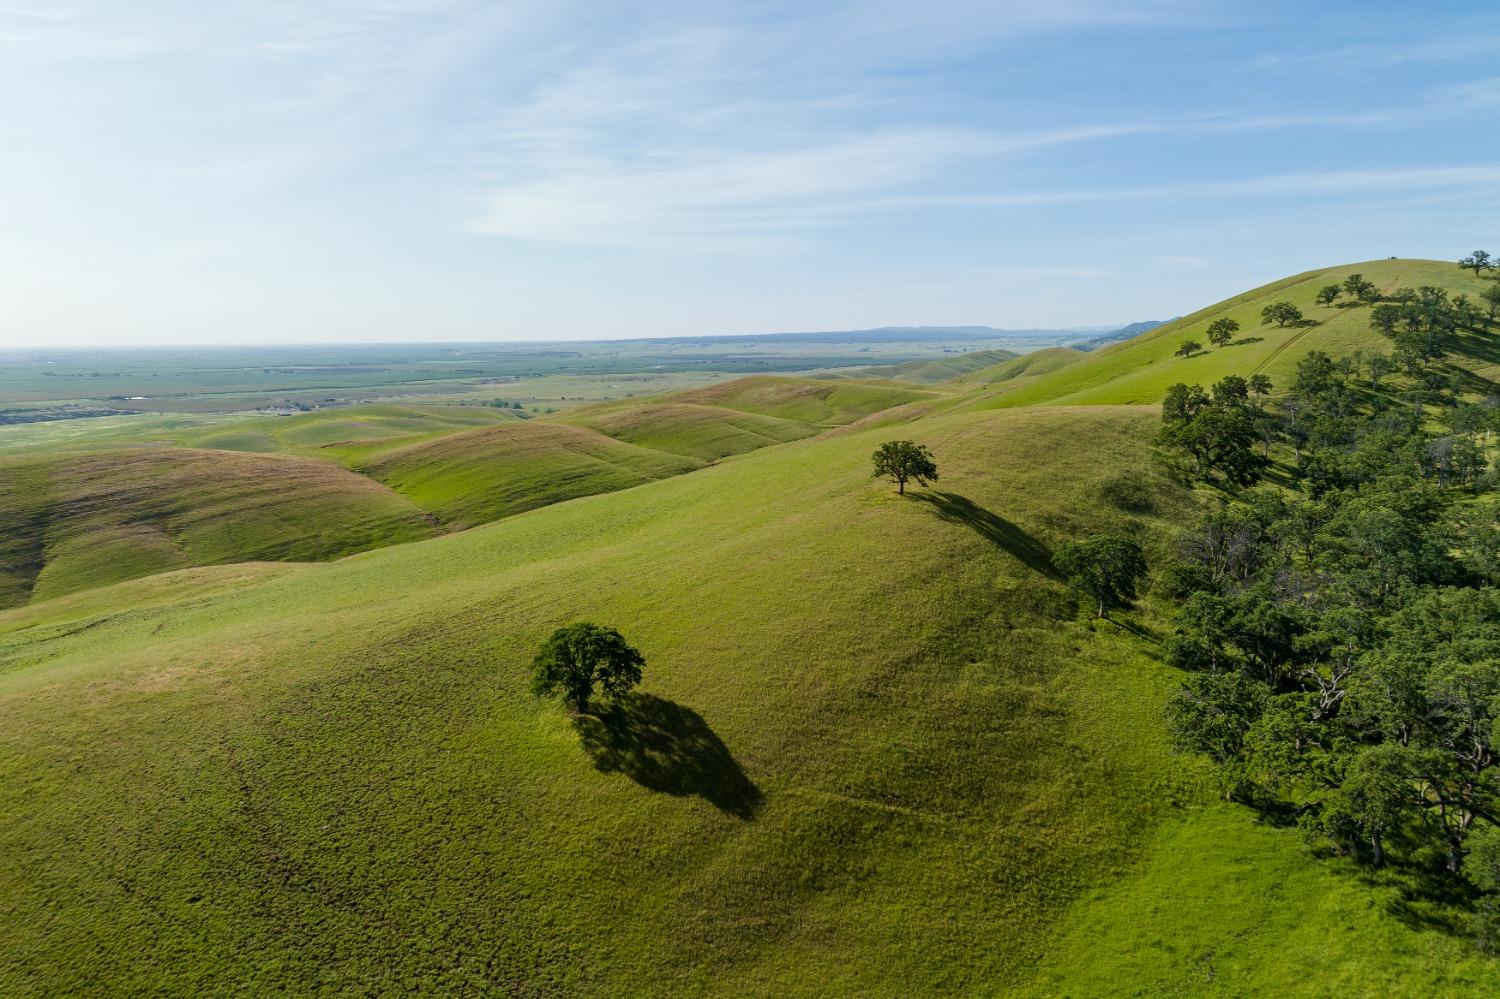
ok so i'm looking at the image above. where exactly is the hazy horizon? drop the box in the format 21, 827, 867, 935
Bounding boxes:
2, 2, 1498, 348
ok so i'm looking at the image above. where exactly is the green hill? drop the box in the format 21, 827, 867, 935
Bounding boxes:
358, 420, 703, 528
4, 261, 1500, 995
182, 404, 523, 460
987, 259, 1498, 406
0, 448, 437, 608
4, 395, 1497, 994
557, 401, 820, 461
839, 348, 1021, 384
673, 375, 934, 424
957, 347, 1088, 389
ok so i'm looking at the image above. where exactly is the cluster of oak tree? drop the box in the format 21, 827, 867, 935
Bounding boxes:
1176, 253, 1500, 360
1157, 270, 1500, 945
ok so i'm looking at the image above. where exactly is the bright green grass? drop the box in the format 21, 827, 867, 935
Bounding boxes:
0, 448, 437, 608
0, 404, 1201, 996
958, 346, 1089, 387
674, 375, 935, 425
984, 260, 1500, 407
557, 401, 820, 460
1025, 804, 1500, 996
358, 420, 704, 528
0, 399, 1495, 994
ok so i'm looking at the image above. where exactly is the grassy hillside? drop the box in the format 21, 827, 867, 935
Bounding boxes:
0, 448, 437, 608
0, 405, 1185, 995
358, 420, 703, 528
0, 405, 522, 459
673, 375, 934, 425
957, 347, 1088, 389
186, 404, 521, 455
986, 259, 1499, 406
557, 401, 820, 461
835, 348, 1020, 384
3, 397, 1495, 995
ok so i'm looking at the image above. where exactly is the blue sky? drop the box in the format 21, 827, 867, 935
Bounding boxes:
2, 1, 1498, 346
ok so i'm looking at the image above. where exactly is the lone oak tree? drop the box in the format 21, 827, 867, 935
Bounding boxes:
1206, 318, 1240, 347
1053, 534, 1148, 618
872, 440, 938, 495
1459, 249, 1493, 276
1261, 302, 1303, 328
531, 622, 644, 714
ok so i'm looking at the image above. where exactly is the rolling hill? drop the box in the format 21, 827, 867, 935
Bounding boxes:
3, 258, 1500, 995
672, 375, 934, 424
987, 258, 1499, 407
830, 348, 1021, 384
557, 401, 821, 461
4, 394, 1496, 994
357, 420, 705, 528
0, 448, 437, 608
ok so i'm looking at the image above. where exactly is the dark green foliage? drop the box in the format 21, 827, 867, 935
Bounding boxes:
1342, 273, 1379, 302
1159, 376, 1272, 487
1163, 345, 1500, 945
1206, 318, 1240, 347
872, 440, 938, 494
531, 622, 645, 713
1052, 534, 1147, 618
1176, 339, 1202, 358
1482, 284, 1500, 321
1459, 250, 1493, 276
1261, 302, 1303, 327
1366, 352, 1396, 388
1370, 285, 1464, 371
1316, 284, 1342, 307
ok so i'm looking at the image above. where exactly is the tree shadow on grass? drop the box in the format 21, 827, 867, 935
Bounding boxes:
909, 490, 1059, 580
573, 693, 763, 820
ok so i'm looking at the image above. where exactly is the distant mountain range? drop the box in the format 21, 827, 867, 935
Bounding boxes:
644, 325, 1119, 345
1071, 319, 1173, 351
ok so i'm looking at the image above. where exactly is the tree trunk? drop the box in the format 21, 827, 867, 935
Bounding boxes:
1371, 830, 1384, 868
898, 478, 905, 495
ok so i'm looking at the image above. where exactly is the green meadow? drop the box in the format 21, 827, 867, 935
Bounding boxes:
2, 259, 1499, 995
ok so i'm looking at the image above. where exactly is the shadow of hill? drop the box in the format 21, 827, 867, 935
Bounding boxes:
910, 491, 1058, 579
574, 693, 763, 819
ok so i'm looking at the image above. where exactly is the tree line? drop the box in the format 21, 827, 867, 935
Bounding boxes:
1156, 305, 1500, 946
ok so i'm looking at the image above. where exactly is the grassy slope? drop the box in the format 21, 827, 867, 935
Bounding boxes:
358, 420, 703, 528
3, 400, 1491, 995
182, 404, 522, 459
0, 405, 1193, 996
838, 349, 1021, 384
556, 401, 820, 461
0, 405, 522, 460
986, 259, 1500, 407
673, 375, 935, 424
0, 388, 926, 605
0, 449, 437, 608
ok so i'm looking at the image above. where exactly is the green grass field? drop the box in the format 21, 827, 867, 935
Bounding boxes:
357, 420, 704, 528
2, 259, 1498, 995
558, 401, 821, 460
0, 448, 437, 608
